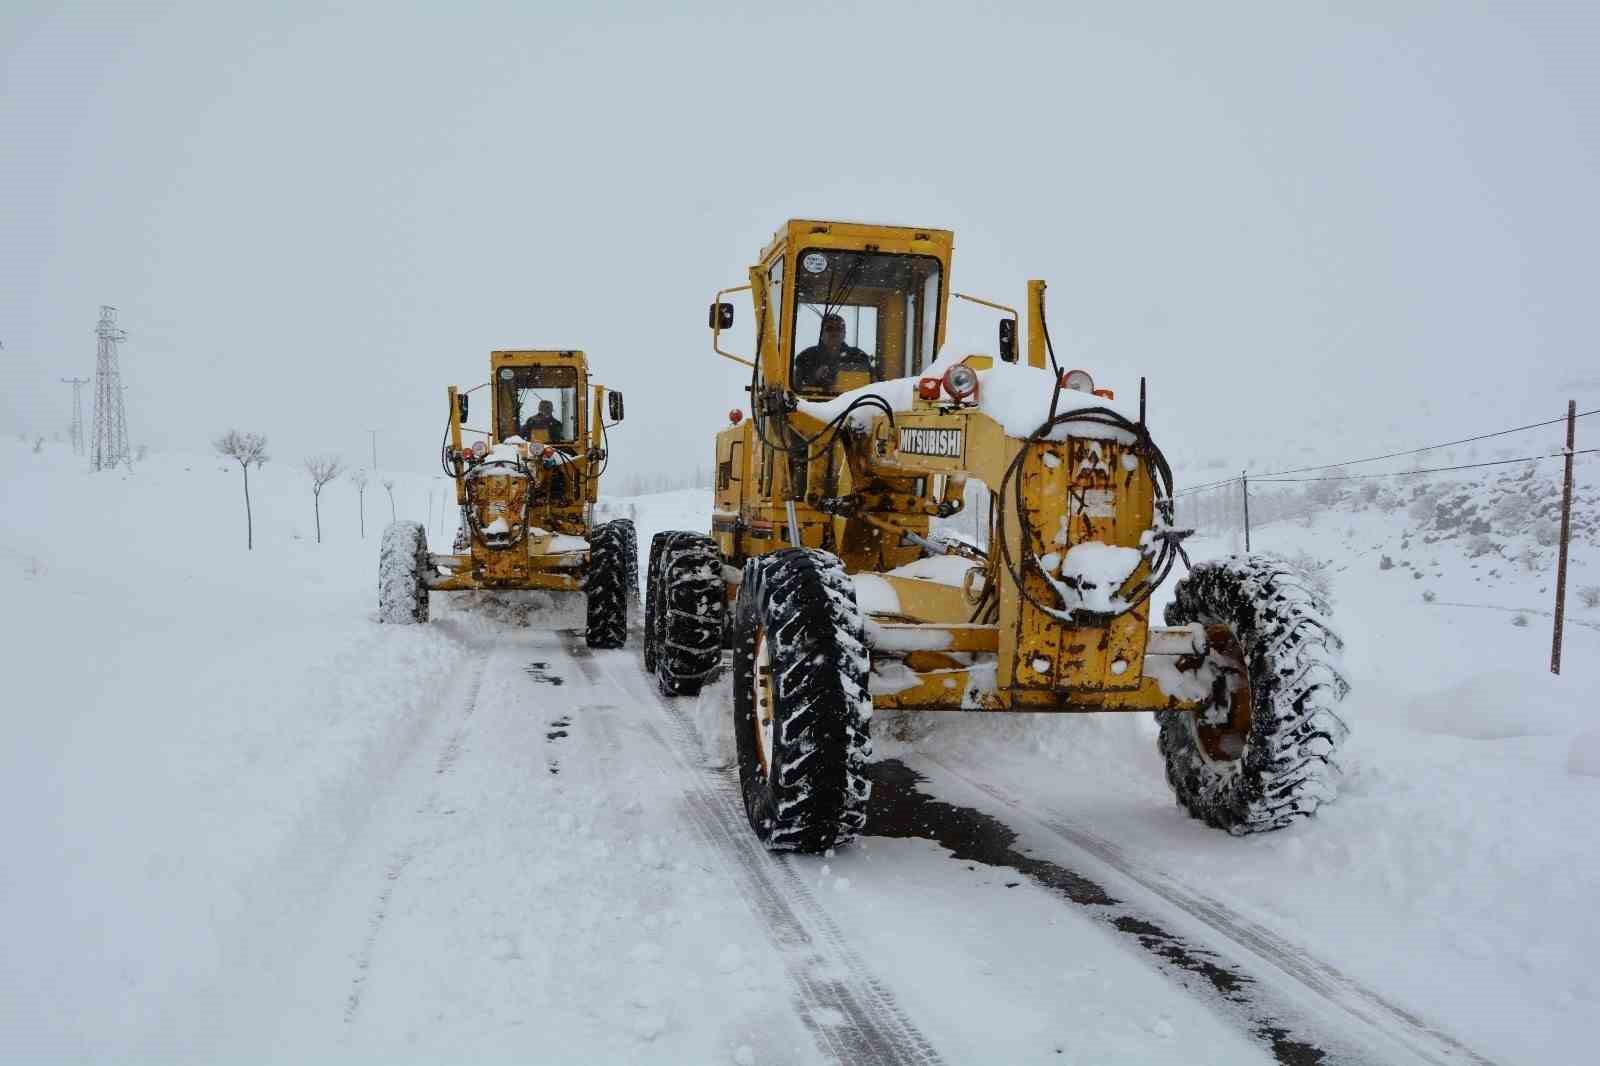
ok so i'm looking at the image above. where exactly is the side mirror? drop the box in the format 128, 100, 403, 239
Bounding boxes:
457, 394, 470, 421
708, 302, 735, 330
608, 391, 624, 422
998, 319, 1017, 363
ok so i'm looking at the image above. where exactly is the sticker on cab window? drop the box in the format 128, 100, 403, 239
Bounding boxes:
802, 252, 828, 273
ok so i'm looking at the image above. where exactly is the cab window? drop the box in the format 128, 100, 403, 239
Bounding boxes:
789, 249, 942, 395
496, 365, 579, 443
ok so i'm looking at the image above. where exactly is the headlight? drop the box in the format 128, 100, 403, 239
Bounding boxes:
1061, 369, 1094, 393
943, 364, 980, 402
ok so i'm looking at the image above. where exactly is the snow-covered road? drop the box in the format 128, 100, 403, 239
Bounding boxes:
203, 606, 1276, 1064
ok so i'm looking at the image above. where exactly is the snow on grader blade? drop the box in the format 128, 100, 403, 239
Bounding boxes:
645, 219, 1350, 851
378, 348, 636, 649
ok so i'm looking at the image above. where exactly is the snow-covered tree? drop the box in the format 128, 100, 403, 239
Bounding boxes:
382, 478, 396, 521
304, 455, 344, 544
352, 468, 369, 539
214, 430, 269, 550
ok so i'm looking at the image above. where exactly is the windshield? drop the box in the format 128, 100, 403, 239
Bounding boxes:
496, 365, 579, 444
789, 249, 942, 395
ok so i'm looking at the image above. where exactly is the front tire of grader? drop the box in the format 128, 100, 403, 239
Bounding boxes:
645, 532, 724, 697
733, 548, 872, 853
378, 521, 431, 625
584, 520, 632, 649
1159, 554, 1350, 835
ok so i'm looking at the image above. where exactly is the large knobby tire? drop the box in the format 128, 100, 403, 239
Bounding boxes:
1159, 555, 1350, 834
379, 521, 430, 624
646, 532, 724, 696
618, 520, 640, 611
642, 532, 671, 674
733, 548, 872, 853
585, 519, 632, 649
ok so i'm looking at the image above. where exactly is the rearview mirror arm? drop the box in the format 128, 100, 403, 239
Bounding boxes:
712, 284, 755, 368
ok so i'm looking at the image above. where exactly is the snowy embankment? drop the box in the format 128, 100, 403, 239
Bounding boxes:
0, 443, 483, 1059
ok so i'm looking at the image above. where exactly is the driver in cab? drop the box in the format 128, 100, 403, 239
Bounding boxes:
522, 399, 563, 441
794, 313, 870, 392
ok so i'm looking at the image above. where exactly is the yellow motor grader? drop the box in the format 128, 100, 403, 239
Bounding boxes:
645, 220, 1349, 852
380, 349, 636, 648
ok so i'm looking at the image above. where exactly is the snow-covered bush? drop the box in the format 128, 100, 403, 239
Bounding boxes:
1373, 485, 1403, 513
1422, 589, 1437, 603
1357, 481, 1382, 506
1305, 467, 1347, 509
1511, 613, 1530, 628
1579, 585, 1600, 609
1408, 489, 1442, 525
1465, 533, 1499, 558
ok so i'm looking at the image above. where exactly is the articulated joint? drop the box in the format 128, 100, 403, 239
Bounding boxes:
815, 494, 862, 517
758, 388, 798, 416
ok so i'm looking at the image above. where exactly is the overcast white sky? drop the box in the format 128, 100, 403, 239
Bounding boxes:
4, 1, 1597, 481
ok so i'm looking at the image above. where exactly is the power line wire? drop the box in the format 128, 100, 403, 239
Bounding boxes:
1172, 406, 1597, 496
1254, 408, 1597, 479
1253, 449, 1598, 483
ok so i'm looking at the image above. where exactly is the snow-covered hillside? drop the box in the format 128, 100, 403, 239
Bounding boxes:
2, 438, 1596, 1064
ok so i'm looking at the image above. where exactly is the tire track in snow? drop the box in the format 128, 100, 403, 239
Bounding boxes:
560, 634, 943, 1066
343, 645, 491, 1025
922, 757, 1497, 1066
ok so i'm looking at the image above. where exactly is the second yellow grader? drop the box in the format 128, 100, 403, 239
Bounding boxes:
380, 348, 635, 648
644, 219, 1349, 853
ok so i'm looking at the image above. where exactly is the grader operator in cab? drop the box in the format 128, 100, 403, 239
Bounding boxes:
378, 349, 636, 649
647, 219, 1350, 853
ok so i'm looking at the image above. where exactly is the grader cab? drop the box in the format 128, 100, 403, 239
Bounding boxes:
646, 220, 1349, 853
379, 349, 636, 649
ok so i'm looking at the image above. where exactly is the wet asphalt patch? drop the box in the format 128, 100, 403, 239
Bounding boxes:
866, 759, 1328, 1066
523, 661, 565, 685
543, 715, 571, 776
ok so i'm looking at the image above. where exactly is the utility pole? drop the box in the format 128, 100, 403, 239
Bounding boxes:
90, 306, 131, 471
369, 429, 378, 469
1551, 400, 1577, 675
1241, 472, 1252, 553
60, 376, 89, 455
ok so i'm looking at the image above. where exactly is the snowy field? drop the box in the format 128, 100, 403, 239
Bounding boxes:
2, 439, 1597, 1064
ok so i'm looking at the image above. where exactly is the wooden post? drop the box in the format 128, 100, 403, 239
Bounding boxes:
1242, 472, 1252, 553
1551, 400, 1577, 675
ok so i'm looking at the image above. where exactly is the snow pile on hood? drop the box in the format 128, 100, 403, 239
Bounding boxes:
480, 442, 527, 466
1036, 541, 1144, 617
797, 350, 1139, 443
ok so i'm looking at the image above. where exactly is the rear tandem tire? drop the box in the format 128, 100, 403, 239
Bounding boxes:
584, 519, 632, 649
646, 532, 724, 696
379, 521, 430, 624
733, 548, 872, 853
642, 532, 671, 674
1158, 554, 1350, 834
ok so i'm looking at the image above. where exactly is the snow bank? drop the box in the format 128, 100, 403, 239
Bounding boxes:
1401, 670, 1583, 740
1569, 729, 1600, 777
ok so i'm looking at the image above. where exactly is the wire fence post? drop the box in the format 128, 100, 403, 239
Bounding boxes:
1551, 399, 1577, 675
1241, 471, 1251, 553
